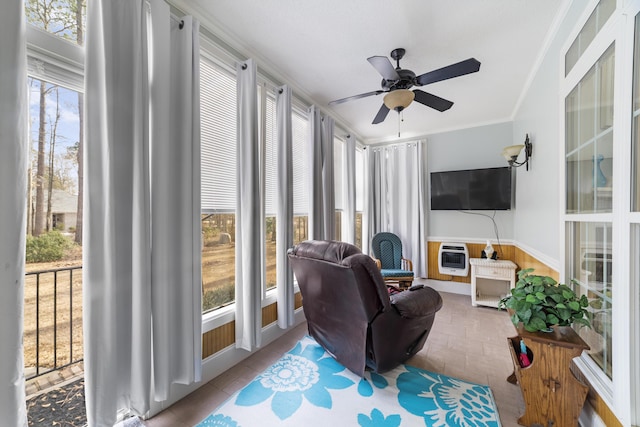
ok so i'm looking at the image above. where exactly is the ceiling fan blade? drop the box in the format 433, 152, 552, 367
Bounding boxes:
367, 56, 400, 81
372, 104, 390, 124
416, 58, 481, 86
328, 90, 384, 106
413, 89, 454, 112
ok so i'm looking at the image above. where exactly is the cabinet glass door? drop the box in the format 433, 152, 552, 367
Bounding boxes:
566, 44, 615, 214
569, 222, 613, 378
632, 13, 640, 211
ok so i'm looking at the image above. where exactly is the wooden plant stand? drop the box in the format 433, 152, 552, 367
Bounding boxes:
507, 325, 590, 427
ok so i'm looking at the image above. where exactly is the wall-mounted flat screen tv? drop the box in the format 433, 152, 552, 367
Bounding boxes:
430, 167, 512, 210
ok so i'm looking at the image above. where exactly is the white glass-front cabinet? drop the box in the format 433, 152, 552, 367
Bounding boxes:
562, 1, 640, 425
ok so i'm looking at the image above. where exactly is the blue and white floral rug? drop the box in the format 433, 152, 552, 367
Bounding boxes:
196, 336, 501, 427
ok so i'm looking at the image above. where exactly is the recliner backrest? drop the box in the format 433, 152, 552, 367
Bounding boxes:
288, 240, 390, 321
371, 232, 404, 269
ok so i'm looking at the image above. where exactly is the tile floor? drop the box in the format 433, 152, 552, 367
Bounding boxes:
144, 291, 525, 427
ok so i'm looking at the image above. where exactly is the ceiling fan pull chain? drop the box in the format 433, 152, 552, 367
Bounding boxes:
398, 111, 401, 137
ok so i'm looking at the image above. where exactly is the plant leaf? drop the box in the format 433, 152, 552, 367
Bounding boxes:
568, 301, 581, 311
528, 317, 548, 331
557, 308, 571, 320
546, 313, 559, 325
549, 294, 565, 303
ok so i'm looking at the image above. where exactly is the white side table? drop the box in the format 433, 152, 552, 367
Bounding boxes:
469, 258, 517, 308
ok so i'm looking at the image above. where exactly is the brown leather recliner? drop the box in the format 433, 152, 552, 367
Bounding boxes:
288, 240, 443, 376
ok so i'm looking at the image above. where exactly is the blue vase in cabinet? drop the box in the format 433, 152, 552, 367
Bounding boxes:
593, 154, 607, 188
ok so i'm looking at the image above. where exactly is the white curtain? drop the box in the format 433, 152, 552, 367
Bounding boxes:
343, 135, 356, 244
367, 141, 428, 277
84, 1, 201, 425
0, 2, 28, 425
367, 147, 387, 235
235, 58, 262, 350
276, 85, 295, 328
308, 106, 335, 240
149, 10, 202, 401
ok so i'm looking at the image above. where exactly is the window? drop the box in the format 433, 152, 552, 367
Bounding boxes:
563, 0, 619, 395
334, 137, 344, 241
25, 77, 84, 378
200, 56, 237, 313
292, 108, 309, 244
632, 224, 640, 422
569, 222, 612, 377
630, 12, 640, 424
565, 0, 615, 75
565, 43, 615, 380
563, 4, 640, 421
566, 44, 615, 214
633, 12, 640, 212
23, 4, 86, 421
355, 148, 364, 249
27, 79, 83, 236
263, 89, 277, 291
25, 0, 86, 46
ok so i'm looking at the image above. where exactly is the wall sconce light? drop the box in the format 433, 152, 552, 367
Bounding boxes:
502, 134, 532, 171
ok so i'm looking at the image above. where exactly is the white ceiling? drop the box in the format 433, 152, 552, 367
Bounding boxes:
172, 0, 565, 144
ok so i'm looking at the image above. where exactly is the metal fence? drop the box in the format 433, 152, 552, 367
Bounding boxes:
24, 266, 83, 379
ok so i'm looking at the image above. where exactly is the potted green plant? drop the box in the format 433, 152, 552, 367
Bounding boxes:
498, 268, 591, 332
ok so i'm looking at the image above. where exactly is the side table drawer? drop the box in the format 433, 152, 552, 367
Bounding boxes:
475, 265, 513, 279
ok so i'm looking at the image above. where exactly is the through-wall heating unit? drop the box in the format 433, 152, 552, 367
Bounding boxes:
438, 242, 469, 276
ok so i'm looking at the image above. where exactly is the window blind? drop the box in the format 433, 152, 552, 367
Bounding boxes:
200, 56, 237, 212
264, 92, 277, 216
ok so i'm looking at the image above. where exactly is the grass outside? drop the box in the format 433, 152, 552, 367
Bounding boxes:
23, 229, 279, 371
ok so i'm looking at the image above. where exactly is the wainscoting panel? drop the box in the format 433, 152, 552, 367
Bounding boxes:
295, 292, 303, 309
202, 292, 304, 360
427, 241, 515, 283
572, 364, 623, 427
202, 321, 235, 359
513, 246, 560, 281
262, 303, 278, 327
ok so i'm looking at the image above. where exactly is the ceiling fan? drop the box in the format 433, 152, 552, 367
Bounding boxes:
328, 48, 481, 124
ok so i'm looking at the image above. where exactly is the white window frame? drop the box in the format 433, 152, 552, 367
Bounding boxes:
200, 38, 307, 332
626, 3, 640, 424
199, 49, 239, 329
354, 146, 365, 249
259, 80, 280, 302
560, 1, 640, 424
26, 24, 84, 93
334, 135, 345, 241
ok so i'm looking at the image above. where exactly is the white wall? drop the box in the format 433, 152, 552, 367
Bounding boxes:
426, 121, 515, 242
511, 0, 590, 267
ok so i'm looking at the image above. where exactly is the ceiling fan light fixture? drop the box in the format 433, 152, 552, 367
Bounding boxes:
383, 89, 415, 112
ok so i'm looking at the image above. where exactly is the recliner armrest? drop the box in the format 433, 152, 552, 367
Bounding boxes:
390, 286, 443, 319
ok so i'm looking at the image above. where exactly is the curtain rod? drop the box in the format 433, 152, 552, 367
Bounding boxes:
169, 11, 184, 29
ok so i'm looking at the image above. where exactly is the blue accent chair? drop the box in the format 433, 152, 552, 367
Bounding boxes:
371, 232, 414, 288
